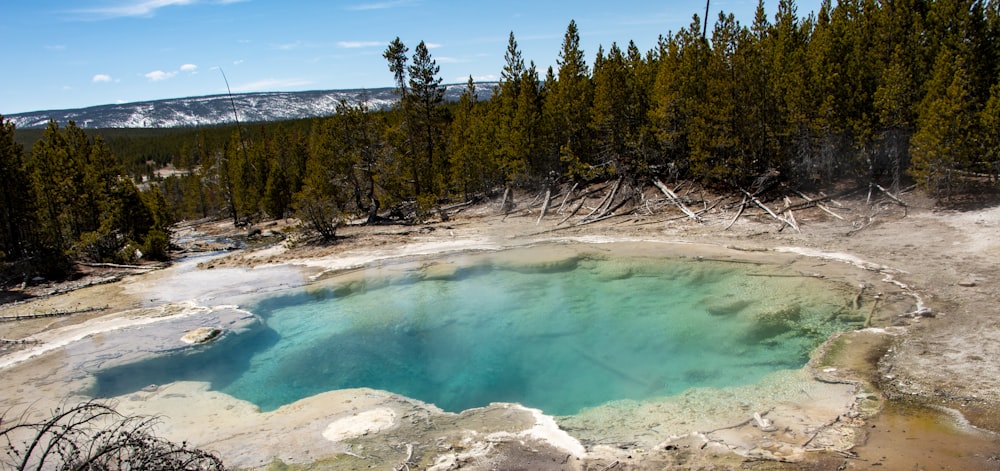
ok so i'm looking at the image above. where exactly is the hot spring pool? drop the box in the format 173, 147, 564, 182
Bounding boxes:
95, 245, 862, 416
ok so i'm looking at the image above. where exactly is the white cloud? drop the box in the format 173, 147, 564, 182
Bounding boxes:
76, 0, 195, 19
233, 59, 245, 65
457, 74, 497, 84
270, 40, 328, 51
92, 74, 113, 83
232, 78, 313, 93
424, 42, 443, 49
346, 0, 416, 11
337, 41, 383, 49
180, 63, 198, 72
145, 69, 177, 81
273, 40, 304, 51
71, 0, 245, 20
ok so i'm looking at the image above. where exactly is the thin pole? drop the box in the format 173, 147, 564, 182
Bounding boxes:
219, 67, 251, 225
703, 0, 710, 39
219, 67, 246, 147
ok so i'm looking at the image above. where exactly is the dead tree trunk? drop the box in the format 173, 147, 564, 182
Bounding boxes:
653, 179, 702, 223
738, 187, 799, 232
557, 182, 579, 213
536, 187, 552, 225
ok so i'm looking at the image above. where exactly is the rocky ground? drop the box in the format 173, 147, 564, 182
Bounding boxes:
2, 182, 999, 470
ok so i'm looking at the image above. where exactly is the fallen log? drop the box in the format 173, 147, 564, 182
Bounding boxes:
556, 183, 609, 225
864, 293, 881, 328
802, 416, 842, 448
78, 262, 149, 270
704, 409, 774, 434
440, 200, 473, 212
558, 196, 589, 226
788, 189, 846, 220
653, 179, 703, 223
499, 187, 512, 215
0, 305, 108, 323
785, 187, 863, 212
875, 184, 908, 216
575, 199, 632, 226
738, 187, 799, 232
1, 337, 41, 345
581, 178, 621, 223
536, 188, 552, 225
557, 182, 579, 213
725, 197, 748, 230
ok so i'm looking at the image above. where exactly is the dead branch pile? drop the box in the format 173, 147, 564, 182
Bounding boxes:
1, 401, 227, 470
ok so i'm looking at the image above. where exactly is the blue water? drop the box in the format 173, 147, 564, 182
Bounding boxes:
94, 251, 858, 416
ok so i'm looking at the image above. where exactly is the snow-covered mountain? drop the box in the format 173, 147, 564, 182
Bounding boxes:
7, 83, 495, 129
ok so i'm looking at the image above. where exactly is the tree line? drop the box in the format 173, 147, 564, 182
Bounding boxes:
3, 0, 1000, 276
1, 118, 172, 279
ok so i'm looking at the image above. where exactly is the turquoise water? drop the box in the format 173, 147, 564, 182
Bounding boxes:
95, 249, 859, 416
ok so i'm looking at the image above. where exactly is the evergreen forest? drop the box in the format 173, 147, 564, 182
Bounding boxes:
3, 0, 1000, 280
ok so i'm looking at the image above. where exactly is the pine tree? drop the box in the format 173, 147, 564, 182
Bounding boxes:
731, 3, 779, 184
492, 32, 528, 185
869, 0, 929, 188
28, 121, 75, 252
0, 116, 35, 261
591, 43, 632, 177
545, 20, 595, 180
515, 61, 546, 178
384, 37, 410, 96
406, 40, 446, 201
910, 50, 979, 198
804, 0, 853, 181
688, 12, 740, 183
449, 77, 498, 198
983, 76, 1000, 182
331, 99, 387, 223
295, 119, 349, 240
650, 32, 690, 177
652, 16, 710, 181
625, 41, 659, 177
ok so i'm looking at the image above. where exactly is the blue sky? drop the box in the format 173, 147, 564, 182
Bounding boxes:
1, 0, 822, 115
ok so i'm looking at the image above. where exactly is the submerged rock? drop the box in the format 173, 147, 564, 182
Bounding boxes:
705, 299, 753, 316
745, 305, 802, 341
181, 327, 223, 345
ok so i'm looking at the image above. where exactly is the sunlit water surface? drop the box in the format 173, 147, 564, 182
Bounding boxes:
96, 248, 860, 416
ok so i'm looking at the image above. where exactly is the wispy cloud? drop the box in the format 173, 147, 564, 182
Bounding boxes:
272, 40, 304, 51
424, 42, 443, 49
345, 0, 417, 11
180, 63, 198, 72
92, 74, 113, 83
70, 0, 244, 20
337, 40, 383, 49
145, 69, 177, 81
455, 74, 497, 84
270, 40, 330, 51
232, 78, 312, 92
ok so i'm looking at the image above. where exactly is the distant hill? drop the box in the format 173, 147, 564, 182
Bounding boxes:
6, 83, 496, 129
